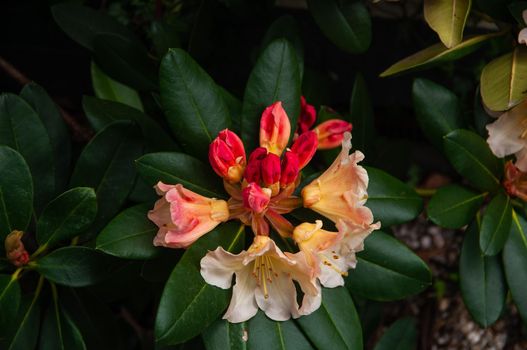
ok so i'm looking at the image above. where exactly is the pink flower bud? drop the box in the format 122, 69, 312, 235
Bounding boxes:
242, 183, 271, 214
5, 230, 29, 267
280, 151, 300, 187
298, 96, 316, 134
504, 161, 527, 201
244, 147, 268, 184
209, 129, 246, 183
148, 182, 229, 248
261, 153, 281, 187
291, 131, 318, 169
260, 101, 291, 156
314, 119, 352, 150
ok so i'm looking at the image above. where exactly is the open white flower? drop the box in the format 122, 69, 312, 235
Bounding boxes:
200, 235, 321, 323
486, 100, 527, 171
519, 10, 527, 44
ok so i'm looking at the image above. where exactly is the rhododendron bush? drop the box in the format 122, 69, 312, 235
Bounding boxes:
1, 0, 527, 349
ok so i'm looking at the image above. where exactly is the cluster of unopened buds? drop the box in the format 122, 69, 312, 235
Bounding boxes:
4, 230, 30, 267
148, 98, 380, 322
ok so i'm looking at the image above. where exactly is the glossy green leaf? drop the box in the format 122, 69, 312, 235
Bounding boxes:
20, 82, 71, 192
247, 312, 314, 350
90, 62, 144, 111
0, 146, 33, 238
51, 3, 139, 50
424, 0, 471, 48
155, 223, 245, 345
34, 247, 119, 287
346, 231, 432, 301
96, 203, 159, 260
1, 291, 41, 350
373, 317, 417, 350
242, 39, 301, 151
350, 74, 375, 156
136, 152, 224, 198
380, 33, 503, 77
202, 319, 248, 350
60, 288, 123, 350
297, 287, 362, 350
443, 129, 502, 191
70, 122, 143, 236
307, 0, 371, 53
480, 192, 512, 256
39, 297, 86, 350
37, 187, 97, 248
460, 220, 506, 327
93, 33, 158, 92
0, 275, 20, 332
219, 86, 242, 134
503, 211, 527, 323
0, 93, 54, 212
412, 78, 463, 149
428, 185, 486, 228
480, 46, 527, 111
365, 167, 423, 226
82, 96, 175, 151
159, 48, 230, 158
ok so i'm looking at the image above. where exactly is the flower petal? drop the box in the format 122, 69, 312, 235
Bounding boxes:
486, 106, 526, 158
222, 267, 259, 323
200, 247, 245, 289
254, 268, 299, 321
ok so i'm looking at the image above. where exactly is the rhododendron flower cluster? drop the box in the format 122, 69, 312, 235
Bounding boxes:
148, 98, 379, 323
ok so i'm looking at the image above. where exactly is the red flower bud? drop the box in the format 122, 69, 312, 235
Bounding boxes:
291, 131, 318, 169
261, 153, 281, 187
280, 151, 300, 187
298, 96, 316, 134
244, 147, 268, 183
5, 230, 29, 267
504, 161, 527, 201
314, 119, 352, 150
260, 101, 291, 156
242, 183, 271, 214
209, 129, 246, 183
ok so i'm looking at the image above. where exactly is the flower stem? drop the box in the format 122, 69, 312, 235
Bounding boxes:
415, 188, 437, 197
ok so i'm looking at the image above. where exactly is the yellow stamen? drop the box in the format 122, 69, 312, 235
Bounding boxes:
253, 255, 276, 299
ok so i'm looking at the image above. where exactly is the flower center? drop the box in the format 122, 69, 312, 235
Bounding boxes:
252, 255, 278, 299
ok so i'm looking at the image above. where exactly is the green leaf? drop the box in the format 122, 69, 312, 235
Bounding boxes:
503, 211, 527, 323
36, 188, 97, 248
93, 33, 158, 92
424, 0, 472, 48
365, 167, 423, 226
0, 147, 33, 238
82, 96, 176, 151
51, 3, 139, 50
96, 203, 159, 260
219, 86, 242, 134
427, 185, 486, 229
297, 287, 362, 350
70, 122, 143, 236
20, 82, 71, 192
159, 48, 230, 159
150, 19, 181, 57
480, 46, 527, 111
307, 0, 371, 53
0, 275, 20, 333
1, 289, 41, 350
346, 231, 432, 301
60, 288, 123, 350
443, 129, 502, 191
479, 192, 512, 256
412, 78, 463, 149
247, 311, 314, 350
34, 247, 120, 287
155, 223, 245, 345
380, 33, 503, 77
241, 39, 301, 152
0, 93, 55, 212
135, 152, 224, 198
39, 295, 86, 350
460, 220, 506, 327
90, 62, 144, 111
350, 74, 375, 156
202, 319, 248, 350
373, 317, 417, 350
